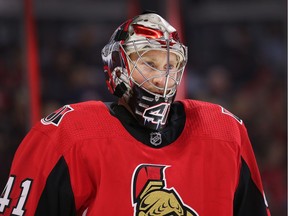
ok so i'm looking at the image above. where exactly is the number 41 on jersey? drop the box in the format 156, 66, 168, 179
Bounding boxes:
0, 176, 32, 216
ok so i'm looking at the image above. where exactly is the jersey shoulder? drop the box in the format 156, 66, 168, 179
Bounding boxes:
32, 101, 122, 151
180, 99, 245, 142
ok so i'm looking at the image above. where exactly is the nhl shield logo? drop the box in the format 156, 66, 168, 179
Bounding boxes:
150, 132, 162, 146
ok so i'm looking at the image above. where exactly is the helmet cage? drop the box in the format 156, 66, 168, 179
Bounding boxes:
102, 40, 187, 100
101, 14, 187, 100
122, 38, 187, 99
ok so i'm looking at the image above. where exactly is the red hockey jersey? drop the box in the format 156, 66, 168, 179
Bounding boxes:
1, 100, 270, 215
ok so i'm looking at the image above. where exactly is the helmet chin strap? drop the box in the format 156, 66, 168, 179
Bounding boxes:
126, 85, 175, 131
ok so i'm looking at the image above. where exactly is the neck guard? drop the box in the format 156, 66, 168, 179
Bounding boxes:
127, 85, 175, 130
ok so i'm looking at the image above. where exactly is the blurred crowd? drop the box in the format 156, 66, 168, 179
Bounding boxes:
0, 15, 286, 216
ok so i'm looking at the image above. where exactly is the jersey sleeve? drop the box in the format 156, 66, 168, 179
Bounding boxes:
0, 101, 102, 216
233, 124, 271, 216
0, 124, 78, 216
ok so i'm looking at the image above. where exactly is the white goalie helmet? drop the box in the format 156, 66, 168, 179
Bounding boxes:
102, 12, 188, 130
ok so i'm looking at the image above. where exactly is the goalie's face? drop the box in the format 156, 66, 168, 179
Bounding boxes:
128, 49, 183, 98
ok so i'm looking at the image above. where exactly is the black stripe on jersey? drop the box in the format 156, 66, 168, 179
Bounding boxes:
233, 157, 268, 216
35, 156, 76, 216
